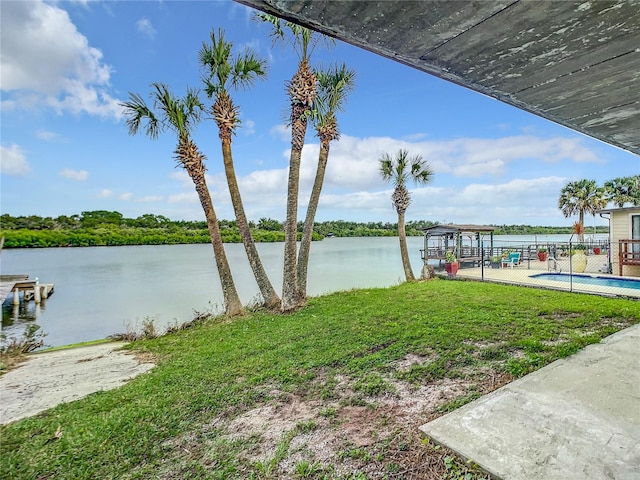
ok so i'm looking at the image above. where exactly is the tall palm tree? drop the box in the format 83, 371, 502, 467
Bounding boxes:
379, 149, 433, 282
258, 14, 330, 311
558, 179, 607, 242
199, 29, 280, 310
604, 175, 640, 207
297, 64, 356, 297
121, 83, 244, 316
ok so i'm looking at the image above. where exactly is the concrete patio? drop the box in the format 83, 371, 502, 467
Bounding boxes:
420, 323, 640, 480
451, 255, 640, 299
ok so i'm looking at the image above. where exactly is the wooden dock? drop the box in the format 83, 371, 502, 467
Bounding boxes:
0, 275, 55, 305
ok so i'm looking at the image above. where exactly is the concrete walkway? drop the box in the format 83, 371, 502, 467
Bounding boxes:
0, 342, 154, 424
420, 324, 640, 480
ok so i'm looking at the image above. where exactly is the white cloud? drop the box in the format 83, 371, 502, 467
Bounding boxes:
0, 0, 122, 119
402, 133, 428, 141
243, 119, 256, 135
114, 131, 600, 225
0, 144, 31, 176
169, 170, 190, 182
270, 124, 290, 141
59, 168, 88, 181
295, 175, 570, 225
136, 18, 155, 38
138, 195, 164, 202
220, 132, 601, 224
168, 192, 198, 204
453, 159, 506, 177
406, 176, 569, 225
119, 192, 133, 201
98, 189, 113, 198
289, 133, 602, 195
36, 129, 59, 141
239, 167, 289, 196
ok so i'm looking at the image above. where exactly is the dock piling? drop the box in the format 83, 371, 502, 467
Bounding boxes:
33, 278, 41, 304
1, 276, 54, 306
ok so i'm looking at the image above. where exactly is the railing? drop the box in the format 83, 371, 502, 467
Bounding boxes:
421, 246, 482, 264
423, 239, 612, 272
618, 239, 640, 275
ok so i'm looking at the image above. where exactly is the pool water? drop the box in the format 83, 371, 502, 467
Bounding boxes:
531, 273, 640, 290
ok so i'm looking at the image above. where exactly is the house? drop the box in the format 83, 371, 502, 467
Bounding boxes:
597, 207, 640, 277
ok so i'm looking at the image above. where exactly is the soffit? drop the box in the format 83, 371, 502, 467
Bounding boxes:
236, 0, 640, 156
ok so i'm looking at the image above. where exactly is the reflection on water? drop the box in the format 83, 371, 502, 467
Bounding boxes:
2, 300, 43, 331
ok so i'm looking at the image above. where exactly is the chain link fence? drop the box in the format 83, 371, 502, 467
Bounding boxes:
445, 238, 639, 298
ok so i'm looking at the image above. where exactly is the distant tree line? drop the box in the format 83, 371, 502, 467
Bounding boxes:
0, 211, 284, 248
0, 210, 608, 249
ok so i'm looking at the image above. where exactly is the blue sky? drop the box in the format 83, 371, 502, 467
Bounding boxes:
1, 0, 638, 228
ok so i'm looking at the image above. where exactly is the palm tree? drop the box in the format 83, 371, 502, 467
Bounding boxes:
258, 14, 330, 311
379, 149, 433, 282
199, 29, 280, 310
558, 179, 607, 242
604, 176, 640, 207
297, 63, 356, 297
121, 83, 244, 316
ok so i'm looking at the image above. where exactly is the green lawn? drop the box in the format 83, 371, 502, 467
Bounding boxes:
2, 279, 638, 479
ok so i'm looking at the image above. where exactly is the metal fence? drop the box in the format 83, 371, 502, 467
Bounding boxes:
442, 238, 639, 298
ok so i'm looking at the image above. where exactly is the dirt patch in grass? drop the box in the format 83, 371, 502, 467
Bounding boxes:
160, 361, 512, 479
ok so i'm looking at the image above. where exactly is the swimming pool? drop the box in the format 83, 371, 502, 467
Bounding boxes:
531, 273, 640, 291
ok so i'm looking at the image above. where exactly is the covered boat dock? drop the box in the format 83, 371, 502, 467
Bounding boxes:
422, 224, 495, 269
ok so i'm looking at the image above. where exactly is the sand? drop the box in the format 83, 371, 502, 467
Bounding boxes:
0, 342, 155, 424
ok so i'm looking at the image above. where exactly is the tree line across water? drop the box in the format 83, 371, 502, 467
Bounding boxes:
0, 211, 608, 248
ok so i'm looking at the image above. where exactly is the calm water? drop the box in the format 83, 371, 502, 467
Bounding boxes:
0, 234, 609, 347
1, 237, 425, 347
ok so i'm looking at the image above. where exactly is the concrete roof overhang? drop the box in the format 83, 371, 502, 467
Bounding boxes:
237, 1, 640, 156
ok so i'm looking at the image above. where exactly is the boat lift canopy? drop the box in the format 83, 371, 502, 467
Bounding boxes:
422, 224, 495, 267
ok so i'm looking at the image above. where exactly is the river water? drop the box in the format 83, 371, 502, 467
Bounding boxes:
1, 234, 607, 347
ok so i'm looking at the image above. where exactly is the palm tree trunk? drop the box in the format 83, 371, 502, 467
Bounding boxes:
397, 211, 415, 281
221, 138, 281, 309
189, 163, 244, 316
297, 140, 329, 296
579, 211, 585, 243
282, 105, 307, 312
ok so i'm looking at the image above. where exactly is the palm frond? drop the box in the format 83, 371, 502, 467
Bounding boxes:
230, 49, 268, 91
316, 63, 356, 113
148, 82, 202, 136
558, 179, 607, 218
184, 87, 204, 126
257, 13, 332, 61
379, 154, 394, 182
200, 28, 267, 100
199, 29, 233, 97
120, 92, 159, 139
256, 13, 285, 42
378, 149, 433, 189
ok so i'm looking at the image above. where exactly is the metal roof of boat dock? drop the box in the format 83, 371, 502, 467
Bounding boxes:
422, 224, 496, 236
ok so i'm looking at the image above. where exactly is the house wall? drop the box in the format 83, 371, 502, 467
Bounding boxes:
610, 209, 640, 277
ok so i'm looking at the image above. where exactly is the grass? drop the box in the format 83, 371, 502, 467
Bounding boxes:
1, 279, 638, 479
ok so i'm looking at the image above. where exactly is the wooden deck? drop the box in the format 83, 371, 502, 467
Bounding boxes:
0, 275, 54, 305
0, 275, 28, 304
